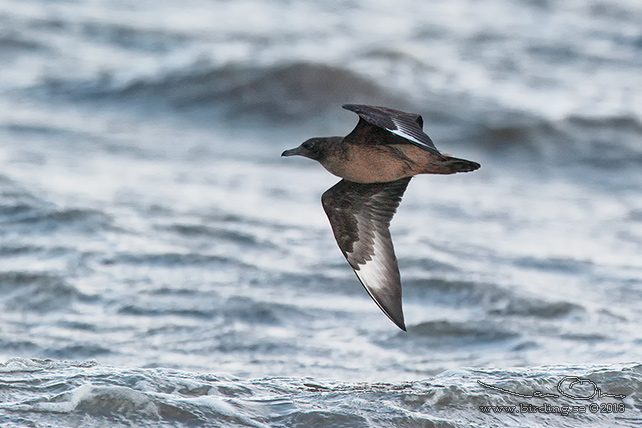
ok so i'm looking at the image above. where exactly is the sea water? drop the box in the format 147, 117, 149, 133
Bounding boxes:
0, 0, 640, 426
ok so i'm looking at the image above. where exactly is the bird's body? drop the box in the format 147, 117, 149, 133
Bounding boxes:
318, 139, 473, 183
282, 104, 480, 330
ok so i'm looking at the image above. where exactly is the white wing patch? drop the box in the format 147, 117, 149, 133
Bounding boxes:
389, 117, 433, 150
354, 230, 390, 294
351, 215, 403, 327
389, 127, 426, 147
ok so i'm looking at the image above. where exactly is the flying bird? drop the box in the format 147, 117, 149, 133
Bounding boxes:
282, 104, 480, 331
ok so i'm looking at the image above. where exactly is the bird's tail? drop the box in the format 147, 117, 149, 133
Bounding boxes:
446, 156, 481, 173
426, 155, 480, 174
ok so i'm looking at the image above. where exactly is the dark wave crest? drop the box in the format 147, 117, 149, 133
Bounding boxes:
34, 57, 642, 164
474, 111, 642, 167
42, 61, 403, 120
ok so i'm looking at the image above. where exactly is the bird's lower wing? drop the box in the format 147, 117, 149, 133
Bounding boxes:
321, 178, 411, 331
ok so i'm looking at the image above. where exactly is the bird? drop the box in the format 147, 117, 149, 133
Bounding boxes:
282, 104, 480, 331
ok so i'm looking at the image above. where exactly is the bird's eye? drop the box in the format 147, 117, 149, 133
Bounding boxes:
302, 142, 313, 150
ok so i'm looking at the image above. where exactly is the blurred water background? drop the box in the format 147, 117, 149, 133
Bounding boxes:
0, 0, 641, 426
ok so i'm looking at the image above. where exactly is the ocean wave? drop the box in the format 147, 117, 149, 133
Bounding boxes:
30, 46, 642, 166
35, 60, 642, 168
404, 277, 583, 320
161, 222, 280, 250
474, 110, 642, 167
39, 61, 402, 120
101, 252, 243, 268
0, 34, 43, 55
0, 271, 86, 312
77, 20, 189, 53
0, 359, 638, 427
409, 319, 518, 342
0, 176, 113, 234
16, 207, 113, 233
117, 290, 308, 328
487, 296, 582, 319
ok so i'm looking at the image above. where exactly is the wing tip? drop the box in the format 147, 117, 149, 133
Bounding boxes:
353, 270, 407, 331
342, 103, 362, 113
384, 308, 407, 331
396, 318, 408, 332
372, 296, 407, 331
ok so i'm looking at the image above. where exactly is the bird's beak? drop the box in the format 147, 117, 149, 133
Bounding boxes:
281, 146, 303, 157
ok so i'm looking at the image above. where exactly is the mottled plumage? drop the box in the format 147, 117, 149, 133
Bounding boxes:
282, 104, 480, 330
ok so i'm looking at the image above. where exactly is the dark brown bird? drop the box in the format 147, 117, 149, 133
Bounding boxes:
282, 104, 480, 331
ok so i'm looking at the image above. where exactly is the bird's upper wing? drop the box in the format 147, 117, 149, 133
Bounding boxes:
321, 177, 411, 331
342, 104, 444, 158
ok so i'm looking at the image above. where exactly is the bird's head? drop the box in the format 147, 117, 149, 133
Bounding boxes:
281, 138, 327, 161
